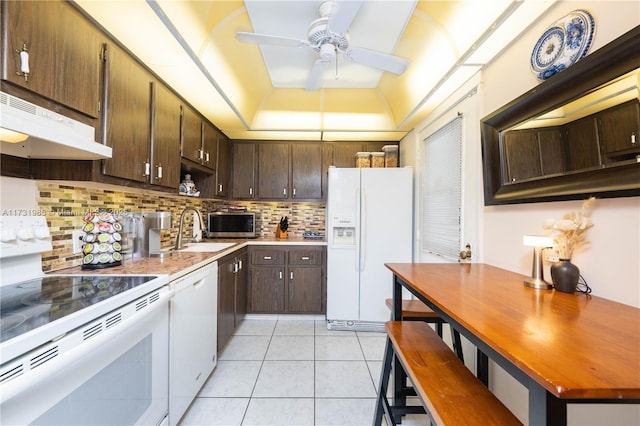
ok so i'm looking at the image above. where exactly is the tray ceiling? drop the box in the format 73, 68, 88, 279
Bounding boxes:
75, 0, 556, 141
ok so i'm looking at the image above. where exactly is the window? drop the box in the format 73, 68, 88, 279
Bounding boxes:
421, 115, 463, 260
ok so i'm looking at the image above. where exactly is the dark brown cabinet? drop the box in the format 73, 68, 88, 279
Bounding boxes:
181, 104, 202, 165
598, 100, 640, 159
291, 143, 322, 199
215, 133, 230, 197
1, 0, 100, 117
217, 248, 248, 351
331, 142, 392, 167
248, 245, 325, 314
150, 81, 181, 188
232, 143, 256, 199
258, 143, 290, 199
202, 122, 218, 171
503, 127, 565, 182
565, 117, 601, 171
101, 43, 152, 184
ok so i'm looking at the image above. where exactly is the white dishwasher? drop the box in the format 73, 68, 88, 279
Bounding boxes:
169, 261, 218, 425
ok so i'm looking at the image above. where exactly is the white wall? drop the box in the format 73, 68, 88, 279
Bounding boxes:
403, 2, 640, 424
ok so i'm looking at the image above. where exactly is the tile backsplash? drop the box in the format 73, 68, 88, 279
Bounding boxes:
36, 181, 325, 272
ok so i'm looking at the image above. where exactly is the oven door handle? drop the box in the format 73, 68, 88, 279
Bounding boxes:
0, 286, 173, 419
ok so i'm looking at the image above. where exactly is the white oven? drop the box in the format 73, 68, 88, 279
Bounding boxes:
0, 215, 171, 425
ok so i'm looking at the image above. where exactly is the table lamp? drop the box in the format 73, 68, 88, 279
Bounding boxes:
523, 235, 553, 289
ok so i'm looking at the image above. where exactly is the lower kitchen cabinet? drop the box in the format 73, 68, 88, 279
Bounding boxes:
169, 262, 218, 426
248, 245, 326, 314
217, 248, 248, 351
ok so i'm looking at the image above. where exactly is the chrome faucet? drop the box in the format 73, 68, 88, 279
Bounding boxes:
175, 207, 206, 250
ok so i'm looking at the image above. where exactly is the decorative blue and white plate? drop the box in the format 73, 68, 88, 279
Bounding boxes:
531, 10, 595, 80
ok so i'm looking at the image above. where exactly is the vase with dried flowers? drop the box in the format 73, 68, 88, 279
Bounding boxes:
542, 197, 595, 293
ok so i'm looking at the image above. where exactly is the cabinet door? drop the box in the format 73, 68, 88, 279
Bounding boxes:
218, 258, 236, 351
216, 134, 230, 197
181, 105, 202, 164
202, 122, 218, 171
102, 44, 151, 183
287, 267, 323, 313
258, 143, 290, 199
503, 130, 542, 182
248, 267, 285, 313
565, 118, 601, 171
235, 250, 248, 324
291, 143, 322, 199
232, 143, 256, 199
332, 142, 364, 168
151, 81, 181, 188
2, 0, 100, 117
598, 100, 640, 157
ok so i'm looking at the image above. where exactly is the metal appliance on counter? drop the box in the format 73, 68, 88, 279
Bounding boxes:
326, 167, 413, 331
0, 214, 170, 425
120, 212, 173, 258
207, 211, 256, 238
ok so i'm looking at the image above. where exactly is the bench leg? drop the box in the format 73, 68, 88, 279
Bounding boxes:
373, 338, 395, 426
477, 348, 489, 387
435, 321, 443, 338
450, 326, 465, 363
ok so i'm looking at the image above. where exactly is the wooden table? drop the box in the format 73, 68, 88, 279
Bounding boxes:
386, 263, 640, 426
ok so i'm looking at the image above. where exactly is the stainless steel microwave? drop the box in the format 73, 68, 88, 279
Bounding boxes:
207, 212, 256, 238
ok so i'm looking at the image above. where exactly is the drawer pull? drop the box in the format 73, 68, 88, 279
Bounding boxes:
279, 271, 283, 280
263, 256, 272, 260
301, 256, 310, 260
290, 271, 294, 280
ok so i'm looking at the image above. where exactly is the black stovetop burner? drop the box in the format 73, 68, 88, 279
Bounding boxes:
0, 275, 157, 343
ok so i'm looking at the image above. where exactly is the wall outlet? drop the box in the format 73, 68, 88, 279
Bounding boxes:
72, 230, 84, 254
544, 248, 559, 263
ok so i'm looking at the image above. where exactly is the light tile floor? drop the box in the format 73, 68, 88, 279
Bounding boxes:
179, 318, 428, 426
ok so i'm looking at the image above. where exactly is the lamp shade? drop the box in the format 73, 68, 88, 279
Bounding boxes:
523, 235, 553, 247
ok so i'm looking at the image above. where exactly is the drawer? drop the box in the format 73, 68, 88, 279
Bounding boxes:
250, 247, 286, 265
288, 247, 324, 265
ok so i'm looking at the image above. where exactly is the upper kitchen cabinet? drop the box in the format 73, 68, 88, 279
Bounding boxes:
215, 133, 230, 198
181, 104, 202, 165
180, 104, 217, 172
150, 80, 181, 188
1, 0, 100, 118
257, 142, 290, 199
231, 142, 256, 199
101, 43, 152, 184
291, 143, 322, 199
598, 100, 640, 161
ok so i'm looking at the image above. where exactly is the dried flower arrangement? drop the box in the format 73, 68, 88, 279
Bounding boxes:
543, 197, 595, 260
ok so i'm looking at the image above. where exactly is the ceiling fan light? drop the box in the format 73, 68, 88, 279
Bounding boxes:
319, 43, 336, 62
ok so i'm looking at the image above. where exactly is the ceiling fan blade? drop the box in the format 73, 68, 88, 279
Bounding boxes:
236, 31, 309, 48
347, 47, 408, 75
305, 59, 331, 91
326, 0, 363, 36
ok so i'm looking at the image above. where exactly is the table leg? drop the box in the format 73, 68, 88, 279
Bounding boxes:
477, 349, 489, 387
529, 383, 567, 426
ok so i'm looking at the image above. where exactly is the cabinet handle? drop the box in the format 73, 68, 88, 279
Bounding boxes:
293, 188, 296, 197
263, 256, 272, 260
16, 43, 29, 82
279, 271, 283, 280
155, 164, 163, 180
238, 259, 242, 270
143, 161, 151, 177
301, 256, 310, 260
198, 149, 204, 160
283, 188, 287, 197
290, 271, 294, 280
632, 132, 637, 145
205, 151, 210, 162
249, 187, 253, 196
218, 184, 223, 192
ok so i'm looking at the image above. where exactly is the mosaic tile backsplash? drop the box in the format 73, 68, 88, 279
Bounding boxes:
36, 181, 326, 272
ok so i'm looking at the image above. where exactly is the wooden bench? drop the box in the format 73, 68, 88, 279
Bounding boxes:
385, 298, 463, 362
373, 321, 522, 426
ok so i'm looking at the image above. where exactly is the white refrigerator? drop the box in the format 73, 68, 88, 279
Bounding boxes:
326, 167, 413, 331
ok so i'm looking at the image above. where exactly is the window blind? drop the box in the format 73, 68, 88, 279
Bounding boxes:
422, 115, 463, 260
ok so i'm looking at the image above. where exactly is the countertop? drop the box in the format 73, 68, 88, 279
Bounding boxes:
50, 237, 326, 281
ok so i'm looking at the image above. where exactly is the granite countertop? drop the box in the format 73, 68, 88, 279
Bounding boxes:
50, 237, 326, 281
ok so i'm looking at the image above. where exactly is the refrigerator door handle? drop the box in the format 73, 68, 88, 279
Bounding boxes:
360, 188, 366, 272
355, 187, 361, 272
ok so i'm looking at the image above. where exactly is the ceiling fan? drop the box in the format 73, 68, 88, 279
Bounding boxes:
236, 1, 409, 91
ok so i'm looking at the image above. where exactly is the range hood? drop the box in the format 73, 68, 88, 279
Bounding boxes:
0, 92, 112, 160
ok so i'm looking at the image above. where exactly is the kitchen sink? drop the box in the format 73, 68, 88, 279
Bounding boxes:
179, 242, 236, 252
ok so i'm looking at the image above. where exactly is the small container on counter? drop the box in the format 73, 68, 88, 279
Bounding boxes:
382, 145, 398, 167
371, 152, 385, 168
355, 152, 371, 168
